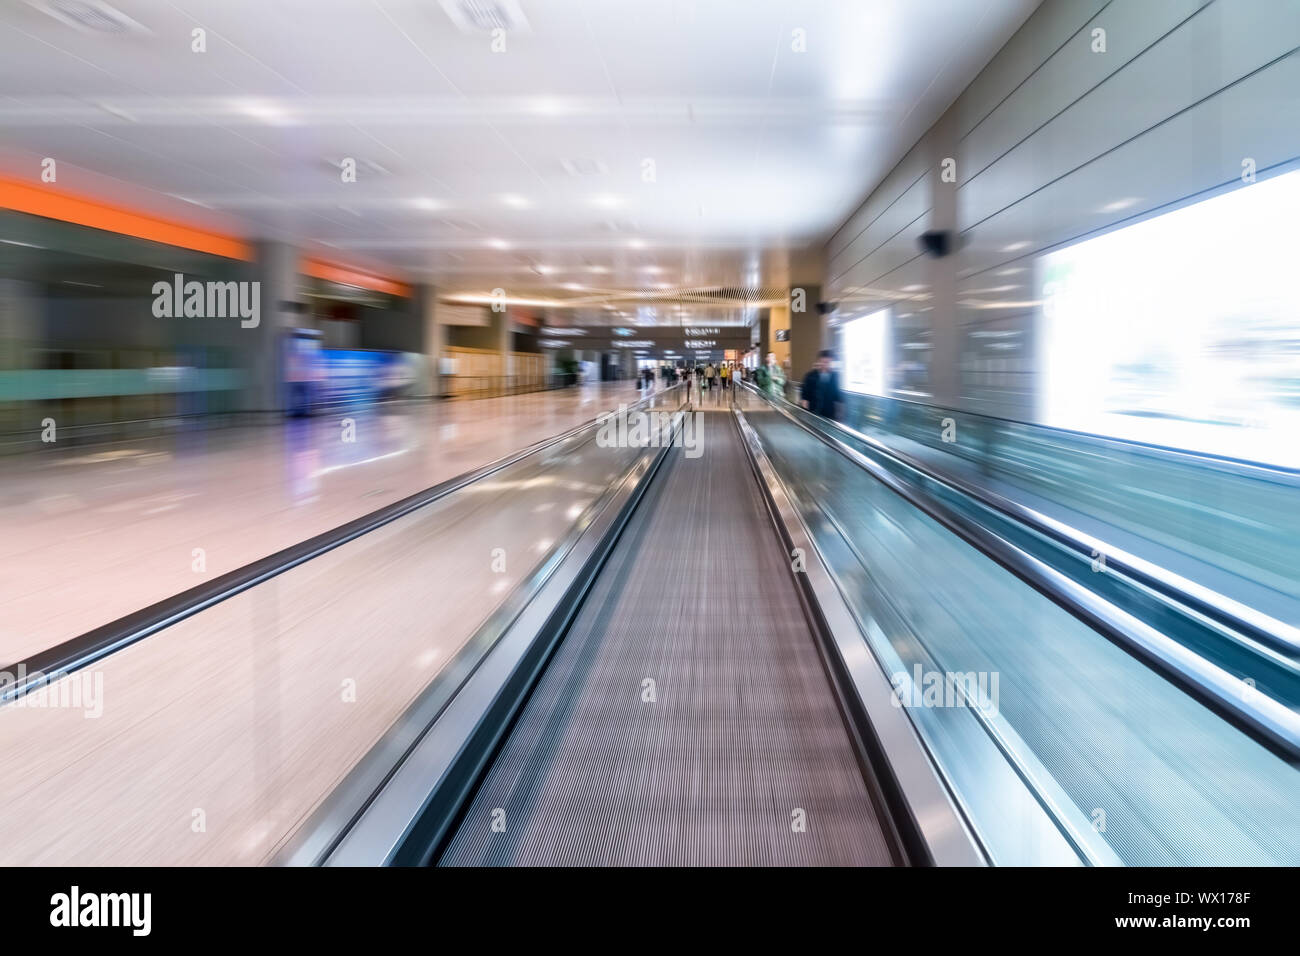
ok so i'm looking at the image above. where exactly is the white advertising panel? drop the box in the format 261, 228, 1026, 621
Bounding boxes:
842, 308, 890, 396
1037, 169, 1300, 468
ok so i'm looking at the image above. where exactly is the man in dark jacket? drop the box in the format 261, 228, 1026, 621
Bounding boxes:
800, 349, 842, 420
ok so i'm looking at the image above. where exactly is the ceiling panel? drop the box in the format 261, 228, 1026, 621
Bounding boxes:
0, 0, 1041, 297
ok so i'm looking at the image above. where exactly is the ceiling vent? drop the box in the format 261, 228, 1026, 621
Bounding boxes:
439, 0, 530, 34
560, 158, 609, 177
26, 0, 149, 34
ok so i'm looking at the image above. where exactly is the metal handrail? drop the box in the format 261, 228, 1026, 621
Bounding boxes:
731, 399, 1108, 865
0, 384, 685, 702
736, 381, 1300, 760
789, 381, 1300, 482
729, 404, 996, 865
747, 382, 1300, 655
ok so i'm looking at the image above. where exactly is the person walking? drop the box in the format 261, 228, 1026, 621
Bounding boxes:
800, 349, 843, 421
763, 352, 785, 400
705, 362, 717, 391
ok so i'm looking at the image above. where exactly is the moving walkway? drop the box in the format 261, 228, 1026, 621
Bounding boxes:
277, 380, 1300, 866
16, 381, 1299, 866
309, 393, 982, 866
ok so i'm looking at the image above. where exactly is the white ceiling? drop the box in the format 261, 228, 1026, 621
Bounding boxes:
0, 0, 1039, 303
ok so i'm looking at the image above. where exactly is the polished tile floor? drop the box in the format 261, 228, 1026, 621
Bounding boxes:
0, 382, 689, 865
0, 383, 642, 664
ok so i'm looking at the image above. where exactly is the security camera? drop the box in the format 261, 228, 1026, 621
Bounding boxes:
918, 230, 955, 257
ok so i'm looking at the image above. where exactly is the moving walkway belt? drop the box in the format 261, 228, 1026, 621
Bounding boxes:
437, 412, 898, 866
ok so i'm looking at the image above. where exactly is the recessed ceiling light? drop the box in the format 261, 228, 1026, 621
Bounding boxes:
533, 97, 566, 117
562, 282, 583, 290
1002, 241, 1030, 252
587, 265, 610, 274
412, 197, 441, 211
995, 267, 1024, 276
627, 239, 646, 250
236, 99, 291, 125
500, 193, 531, 209
535, 264, 556, 275
901, 283, 926, 292
591, 194, 622, 209
641, 265, 663, 274
1099, 197, 1141, 213
488, 238, 510, 250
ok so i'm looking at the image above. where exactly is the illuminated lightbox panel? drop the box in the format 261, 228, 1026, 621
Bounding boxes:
842, 308, 891, 397
1037, 168, 1300, 468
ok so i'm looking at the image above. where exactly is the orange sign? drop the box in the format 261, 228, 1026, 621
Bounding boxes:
300, 257, 411, 297
0, 176, 251, 260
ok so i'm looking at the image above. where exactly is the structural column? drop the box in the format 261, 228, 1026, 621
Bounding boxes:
787, 247, 827, 384
489, 307, 511, 392
248, 240, 299, 416
414, 284, 442, 398
767, 304, 790, 369
0, 279, 39, 433
925, 113, 961, 409
0, 279, 38, 372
